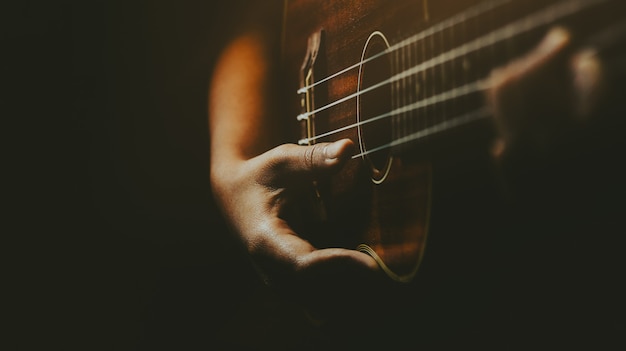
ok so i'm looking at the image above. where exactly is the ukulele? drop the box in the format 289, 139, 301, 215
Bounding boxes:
280, 0, 625, 282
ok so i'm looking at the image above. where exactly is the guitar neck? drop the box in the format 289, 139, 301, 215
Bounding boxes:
285, 0, 625, 158
385, 0, 623, 155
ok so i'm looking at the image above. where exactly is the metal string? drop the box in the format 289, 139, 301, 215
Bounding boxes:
295, 0, 513, 94
298, 80, 487, 145
351, 107, 491, 159
296, 0, 608, 123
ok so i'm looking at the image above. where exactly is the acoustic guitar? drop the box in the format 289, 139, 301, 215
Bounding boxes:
280, 0, 625, 282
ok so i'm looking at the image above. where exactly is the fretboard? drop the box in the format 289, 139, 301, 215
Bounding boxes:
380, 0, 624, 155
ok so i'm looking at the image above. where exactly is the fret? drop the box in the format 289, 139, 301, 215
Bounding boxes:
401, 41, 409, 146
455, 19, 485, 126
414, 37, 425, 140
455, 19, 469, 118
447, 22, 461, 123
399, 44, 407, 145
484, 3, 497, 81
426, 31, 436, 133
500, 2, 531, 67
440, 26, 451, 123
390, 1, 519, 144
406, 40, 416, 143
391, 46, 400, 149
488, 4, 507, 70
367, 0, 624, 156
417, 38, 429, 139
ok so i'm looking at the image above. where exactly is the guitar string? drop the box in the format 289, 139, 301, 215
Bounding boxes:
351, 107, 491, 159
298, 80, 487, 145
298, 0, 604, 145
296, 0, 608, 122
296, 0, 512, 94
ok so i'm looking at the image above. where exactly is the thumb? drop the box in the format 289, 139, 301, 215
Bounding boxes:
261, 139, 355, 183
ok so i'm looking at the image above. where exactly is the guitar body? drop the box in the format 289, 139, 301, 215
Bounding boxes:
282, 0, 442, 281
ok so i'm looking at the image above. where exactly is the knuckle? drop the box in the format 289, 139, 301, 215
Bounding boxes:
272, 143, 292, 156
267, 144, 288, 167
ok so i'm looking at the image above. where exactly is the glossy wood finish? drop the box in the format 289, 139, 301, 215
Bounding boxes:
281, 0, 435, 280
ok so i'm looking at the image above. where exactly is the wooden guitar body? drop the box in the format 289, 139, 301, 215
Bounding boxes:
282, 0, 438, 282
280, 0, 625, 282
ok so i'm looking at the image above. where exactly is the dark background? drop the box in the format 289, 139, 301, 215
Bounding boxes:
11, 1, 268, 350
10, 1, 626, 350
68, 2, 254, 349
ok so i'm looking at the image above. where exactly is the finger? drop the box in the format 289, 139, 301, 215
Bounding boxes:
246, 219, 316, 283
258, 139, 355, 184
249, 220, 379, 288
247, 217, 383, 322
297, 247, 380, 278
486, 27, 572, 149
571, 49, 604, 119
296, 247, 381, 311
491, 137, 507, 161
488, 27, 571, 90
252, 223, 379, 277
296, 247, 384, 319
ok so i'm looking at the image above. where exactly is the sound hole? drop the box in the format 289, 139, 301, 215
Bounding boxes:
357, 32, 392, 184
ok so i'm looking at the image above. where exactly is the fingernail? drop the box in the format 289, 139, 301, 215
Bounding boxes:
324, 140, 346, 160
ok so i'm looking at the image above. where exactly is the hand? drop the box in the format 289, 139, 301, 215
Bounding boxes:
210, 139, 381, 316
486, 27, 604, 160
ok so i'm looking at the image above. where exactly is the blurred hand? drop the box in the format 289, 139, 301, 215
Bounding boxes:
486, 27, 604, 160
